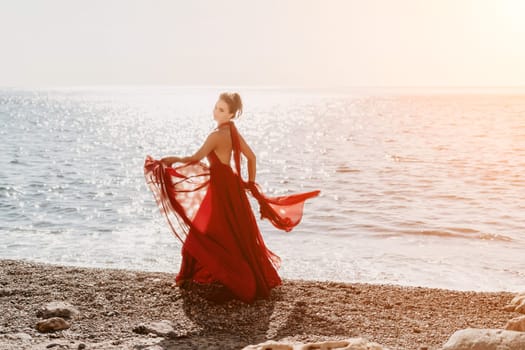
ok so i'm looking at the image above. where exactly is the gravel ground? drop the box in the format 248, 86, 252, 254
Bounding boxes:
0, 258, 517, 349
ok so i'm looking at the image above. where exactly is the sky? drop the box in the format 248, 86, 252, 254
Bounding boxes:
1, 0, 524, 88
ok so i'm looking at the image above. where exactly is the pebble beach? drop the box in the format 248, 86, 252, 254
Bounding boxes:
1, 258, 521, 350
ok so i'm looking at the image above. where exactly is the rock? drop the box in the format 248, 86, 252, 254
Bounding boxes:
441, 328, 525, 350
142, 346, 164, 350
3, 332, 32, 340
78, 343, 86, 350
0, 288, 16, 297
506, 315, 525, 332
37, 301, 79, 319
242, 338, 390, 350
36, 317, 70, 332
132, 320, 185, 339
504, 293, 525, 313
242, 341, 293, 350
519, 304, 525, 314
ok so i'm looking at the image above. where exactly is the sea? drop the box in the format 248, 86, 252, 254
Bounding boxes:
1, 86, 524, 292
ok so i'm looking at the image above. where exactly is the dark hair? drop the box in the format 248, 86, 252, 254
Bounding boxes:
219, 92, 243, 119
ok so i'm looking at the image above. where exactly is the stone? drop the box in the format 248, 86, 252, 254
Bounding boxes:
0, 288, 16, 297
504, 293, 525, 314
441, 328, 525, 350
242, 341, 293, 350
517, 302, 525, 314
242, 338, 390, 350
132, 320, 185, 339
36, 317, 71, 332
142, 346, 165, 350
6, 332, 32, 340
505, 315, 525, 332
37, 301, 79, 319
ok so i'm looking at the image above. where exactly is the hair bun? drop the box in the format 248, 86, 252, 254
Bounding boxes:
219, 92, 243, 119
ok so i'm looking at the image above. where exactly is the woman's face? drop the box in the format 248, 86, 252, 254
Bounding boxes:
213, 99, 234, 123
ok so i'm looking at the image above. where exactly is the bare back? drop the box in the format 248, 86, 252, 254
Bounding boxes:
212, 128, 233, 165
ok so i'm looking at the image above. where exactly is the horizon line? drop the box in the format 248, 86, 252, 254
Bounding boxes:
2, 84, 525, 90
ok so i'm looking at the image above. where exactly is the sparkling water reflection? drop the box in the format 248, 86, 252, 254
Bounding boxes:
1, 87, 524, 292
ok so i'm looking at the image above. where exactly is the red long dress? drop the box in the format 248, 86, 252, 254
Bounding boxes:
144, 121, 320, 303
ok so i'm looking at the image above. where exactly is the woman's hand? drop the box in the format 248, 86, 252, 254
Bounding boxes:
161, 156, 179, 167
245, 180, 257, 193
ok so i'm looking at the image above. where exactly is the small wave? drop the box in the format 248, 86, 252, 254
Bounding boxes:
431, 194, 472, 202
447, 227, 478, 234
335, 166, 360, 173
378, 228, 514, 242
9, 159, 30, 166
33, 220, 57, 228
387, 154, 422, 163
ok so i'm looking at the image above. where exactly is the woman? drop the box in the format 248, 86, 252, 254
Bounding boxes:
144, 92, 319, 303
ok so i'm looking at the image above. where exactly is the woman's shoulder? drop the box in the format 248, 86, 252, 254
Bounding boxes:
207, 128, 231, 144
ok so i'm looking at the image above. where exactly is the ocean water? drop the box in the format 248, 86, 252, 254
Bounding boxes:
1, 86, 524, 292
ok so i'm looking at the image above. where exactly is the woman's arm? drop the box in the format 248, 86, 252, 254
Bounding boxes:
162, 133, 218, 166
238, 132, 256, 183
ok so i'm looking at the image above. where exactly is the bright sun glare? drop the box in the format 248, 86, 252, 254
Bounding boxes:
501, 0, 525, 34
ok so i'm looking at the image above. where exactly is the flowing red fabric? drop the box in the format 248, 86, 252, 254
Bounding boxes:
143, 121, 320, 303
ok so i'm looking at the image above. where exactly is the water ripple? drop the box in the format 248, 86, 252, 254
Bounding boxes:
1, 88, 524, 292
